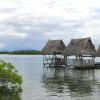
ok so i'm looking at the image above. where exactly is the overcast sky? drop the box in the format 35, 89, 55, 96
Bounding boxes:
0, 0, 100, 51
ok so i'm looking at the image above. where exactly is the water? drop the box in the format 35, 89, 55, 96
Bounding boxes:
0, 55, 100, 100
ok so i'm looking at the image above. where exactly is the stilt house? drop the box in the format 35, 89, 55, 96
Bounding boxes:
63, 38, 96, 68
42, 40, 66, 67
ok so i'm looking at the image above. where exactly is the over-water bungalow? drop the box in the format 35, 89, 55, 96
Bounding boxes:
42, 40, 66, 67
63, 38, 96, 69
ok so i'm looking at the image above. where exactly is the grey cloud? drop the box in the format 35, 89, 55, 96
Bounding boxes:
0, 7, 17, 14
0, 14, 86, 50
5, 16, 84, 34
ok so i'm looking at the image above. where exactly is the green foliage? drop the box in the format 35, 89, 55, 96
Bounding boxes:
0, 61, 23, 87
0, 85, 22, 100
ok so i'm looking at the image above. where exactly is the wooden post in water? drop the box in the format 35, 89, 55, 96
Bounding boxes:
65, 56, 68, 68
43, 55, 45, 67
80, 55, 83, 67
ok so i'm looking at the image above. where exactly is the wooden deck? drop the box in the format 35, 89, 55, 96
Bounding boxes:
43, 55, 100, 69
43, 62, 66, 67
73, 63, 100, 69
43, 62, 100, 69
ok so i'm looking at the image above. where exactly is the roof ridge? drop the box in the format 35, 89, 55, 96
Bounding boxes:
71, 37, 90, 40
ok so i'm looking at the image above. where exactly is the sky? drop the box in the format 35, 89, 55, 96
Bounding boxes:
0, 0, 100, 51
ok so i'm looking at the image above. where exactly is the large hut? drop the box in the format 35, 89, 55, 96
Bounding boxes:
63, 38, 96, 68
42, 40, 66, 67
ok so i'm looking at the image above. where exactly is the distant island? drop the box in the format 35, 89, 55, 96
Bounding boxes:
0, 50, 41, 55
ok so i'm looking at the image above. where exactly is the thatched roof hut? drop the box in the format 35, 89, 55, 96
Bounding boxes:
63, 38, 96, 57
42, 40, 66, 55
96, 46, 100, 57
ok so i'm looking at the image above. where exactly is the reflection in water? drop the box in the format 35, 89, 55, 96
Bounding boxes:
0, 86, 22, 100
0, 93, 21, 100
1, 55, 100, 100
42, 68, 98, 97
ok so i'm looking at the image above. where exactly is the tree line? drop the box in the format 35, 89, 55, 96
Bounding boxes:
0, 50, 41, 55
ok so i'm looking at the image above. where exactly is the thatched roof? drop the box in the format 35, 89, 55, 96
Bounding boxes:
96, 46, 100, 57
42, 40, 66, 55
63, 38, 96, 56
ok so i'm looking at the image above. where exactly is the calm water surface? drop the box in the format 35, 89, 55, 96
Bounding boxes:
0, 55, 100, 100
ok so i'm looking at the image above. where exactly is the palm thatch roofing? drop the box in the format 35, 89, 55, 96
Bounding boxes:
42, 40, 66, 55
96, 46, 100, 57
63, 38, 96, 56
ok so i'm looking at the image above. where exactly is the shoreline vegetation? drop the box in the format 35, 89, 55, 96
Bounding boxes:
0, 50, 41, 55
0, 60, 23, 96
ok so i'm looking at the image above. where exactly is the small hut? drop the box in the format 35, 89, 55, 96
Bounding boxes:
63, 38, 96, 68
42, 40, 66, 67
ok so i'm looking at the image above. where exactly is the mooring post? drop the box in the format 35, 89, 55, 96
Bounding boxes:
43, 55, 45, 67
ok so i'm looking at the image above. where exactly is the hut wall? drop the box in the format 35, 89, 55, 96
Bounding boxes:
66, 59, 95, 67
43, 55, 66, 67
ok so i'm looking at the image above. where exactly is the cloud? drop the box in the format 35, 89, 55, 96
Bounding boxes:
0, 0, 99, 50
0, 14, 83, 50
